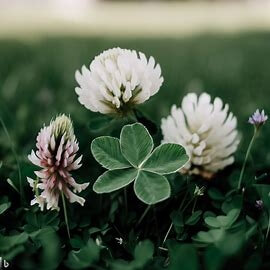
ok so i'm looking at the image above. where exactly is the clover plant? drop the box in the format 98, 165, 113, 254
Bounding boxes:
91, 123, 189, 204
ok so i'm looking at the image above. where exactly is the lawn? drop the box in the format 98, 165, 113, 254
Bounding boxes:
0, 32, 270, 269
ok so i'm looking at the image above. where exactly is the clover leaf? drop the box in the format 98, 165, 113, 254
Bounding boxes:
91, 136, 131, 170
0, 196, 11, 215
204, 208, 240, 229
120, 122, 154, 167
91, 123, 189, 205
65, 239, 100, 269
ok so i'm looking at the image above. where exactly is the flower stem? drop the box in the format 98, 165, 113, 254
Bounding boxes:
192, 196, 198, 213
124, 188, 128, 217
266, 212, 270, 241
178, 187, 189, 211
162, 195, 195, 246
126, 109, 138, 123
0, 117, 23, 201
61, 191, 70, 239
137, 205, 151, 227
162, 223, 173, 246
153, 206, 161, 246
238, 128, 257, 190
162, 180, 190, 246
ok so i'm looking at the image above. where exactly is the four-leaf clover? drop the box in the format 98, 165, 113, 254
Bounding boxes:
91, 123, 189, 205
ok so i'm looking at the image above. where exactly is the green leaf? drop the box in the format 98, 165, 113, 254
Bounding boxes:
120, 123, 153, 167
0, 232, 28, 252
24, 211, 60, 233
217, 209, 240, 228
204, 209, 240, 229
134, 170, 170, 204
91, 136, 131, 170
0, 202, 11, 215
34, 227, 61, 270
167, 242, 199, 270
204, 246, 225, 270
222, 194, 243, 214
192, 229, 225, 246
185, 210, 202, 226
133, 240, 154, 268
205, 216, 221, 228
70, 236, 85, 249
65, 239, 100, 269
110, 240, 154, 270
0, 197, 11, 215
142, 143, 189, 175
4, 245, 25, 261
93, 168, 138, 193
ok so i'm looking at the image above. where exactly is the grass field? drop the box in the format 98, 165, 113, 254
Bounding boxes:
1, 32, 270, 174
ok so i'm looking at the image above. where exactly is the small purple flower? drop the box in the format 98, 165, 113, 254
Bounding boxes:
248, 109, 268, 127
255, 200, 263, 210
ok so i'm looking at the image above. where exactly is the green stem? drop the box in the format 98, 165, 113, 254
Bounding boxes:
124, 188, 128, 217
137, 205, 151, 227
266, 212, 270, 241
192, 196, 198, 213
0, 117, 23, 201
238, 128, 257, 190
178, 187, 189, 212
153, 206, 161, 246
162, 195, 195, 246
161, 179, 190, 246
61, 191, 70, 239
162, 223, 173, 246
125, 109, 138, 122
182, 197, 196, 212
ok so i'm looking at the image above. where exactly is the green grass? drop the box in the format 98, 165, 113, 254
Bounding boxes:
1, 32, 270, 169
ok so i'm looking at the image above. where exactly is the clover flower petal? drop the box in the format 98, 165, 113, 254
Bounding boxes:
248, 109, 268, 128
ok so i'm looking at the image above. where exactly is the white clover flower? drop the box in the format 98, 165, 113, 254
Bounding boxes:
75, 47, 163, 114
161, 92, 240, 179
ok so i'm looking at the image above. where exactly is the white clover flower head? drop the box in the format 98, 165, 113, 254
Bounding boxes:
161, 92, 240, 179
27, 114, 89, 211
75, 47, 163, 114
